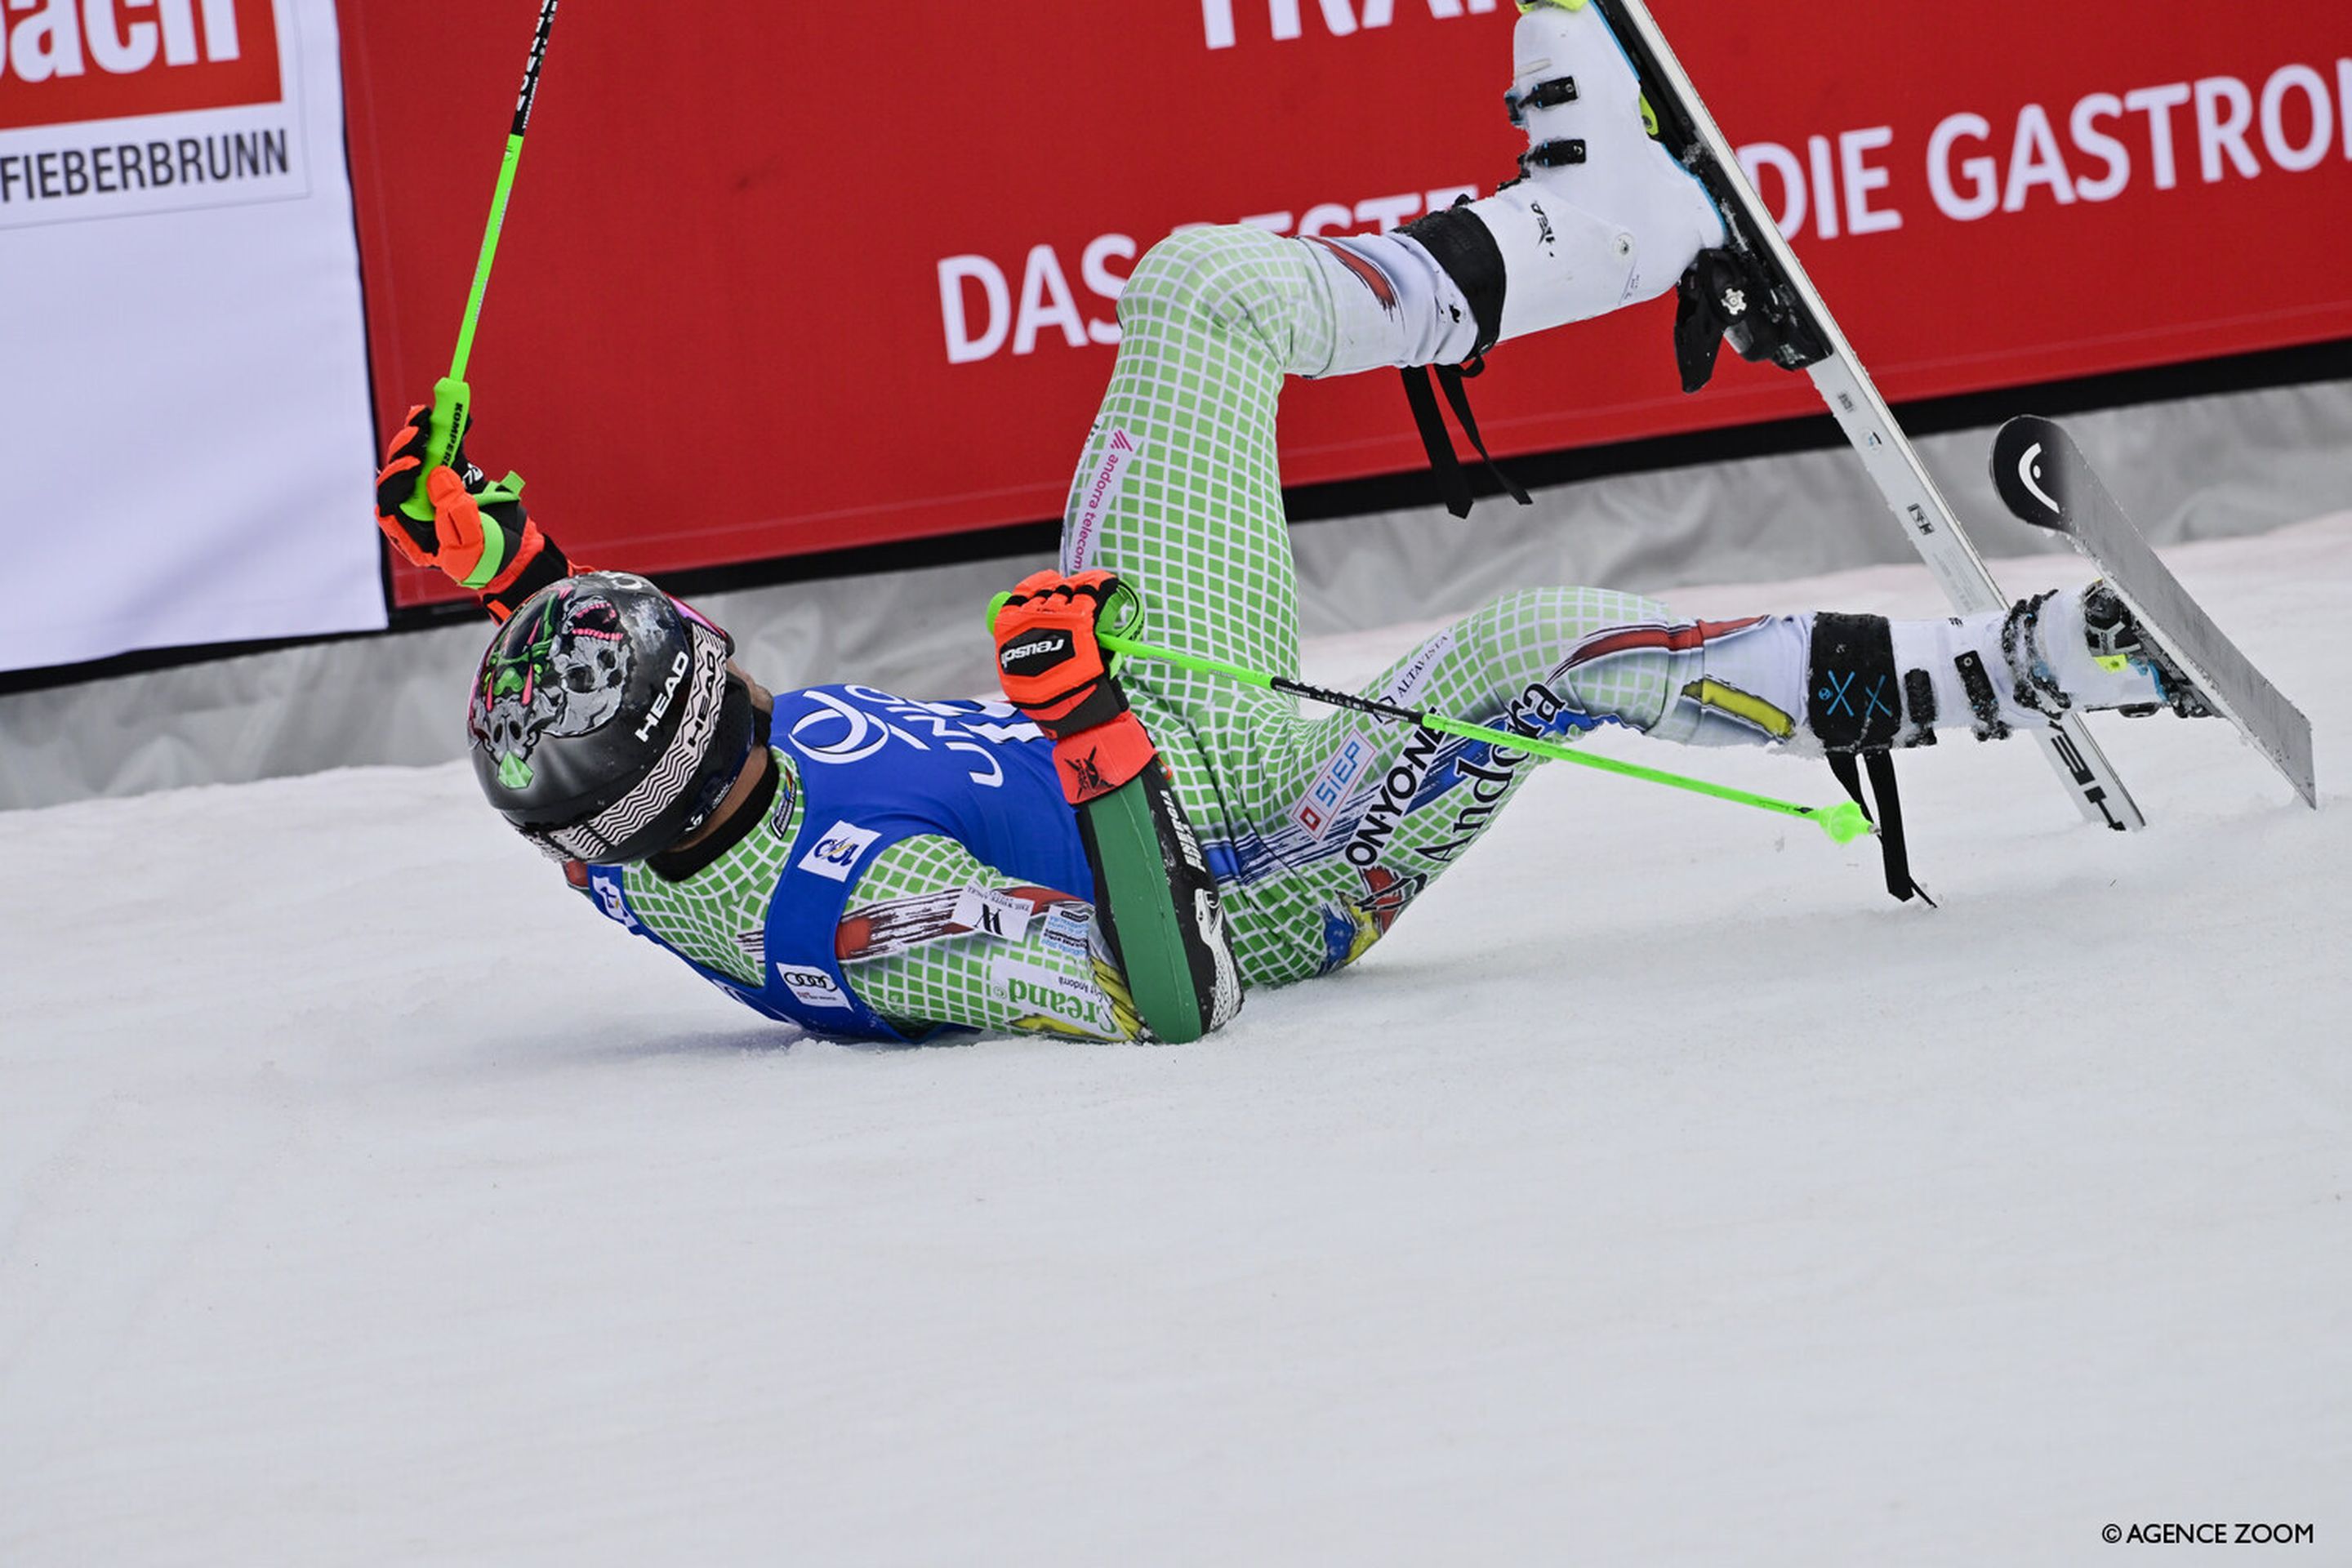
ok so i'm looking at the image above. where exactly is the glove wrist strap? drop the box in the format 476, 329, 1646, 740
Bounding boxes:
1051, 711, 1157, 806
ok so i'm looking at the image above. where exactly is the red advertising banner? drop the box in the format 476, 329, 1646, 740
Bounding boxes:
341, 2, 2352, 608
0, 0, 280, 131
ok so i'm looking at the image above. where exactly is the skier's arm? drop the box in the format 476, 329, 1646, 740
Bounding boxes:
842, 835, 1144, 1043
372, 400, 572, 621
991, 572, 1241, 1044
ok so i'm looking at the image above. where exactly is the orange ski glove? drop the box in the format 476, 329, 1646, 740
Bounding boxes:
373, 400, 564, 612
993, 568, 1157, 805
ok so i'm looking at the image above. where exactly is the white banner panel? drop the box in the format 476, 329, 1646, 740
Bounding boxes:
0, 0, 381, 674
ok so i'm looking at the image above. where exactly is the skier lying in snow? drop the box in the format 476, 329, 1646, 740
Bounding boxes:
375, 2, 2204, 1045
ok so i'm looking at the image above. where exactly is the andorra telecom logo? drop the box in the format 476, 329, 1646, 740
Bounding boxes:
0, 0, 304, 229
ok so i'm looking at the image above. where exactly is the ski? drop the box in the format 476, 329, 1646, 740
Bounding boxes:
1989, 416, 2318, 808
1584, 0, 2148, 833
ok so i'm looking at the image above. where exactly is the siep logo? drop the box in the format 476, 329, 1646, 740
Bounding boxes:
1200, 0, 1500, 50
1292, 733, 1372, 838
0, 0, 281, 132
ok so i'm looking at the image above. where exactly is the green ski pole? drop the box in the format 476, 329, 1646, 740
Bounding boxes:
399, 0, 561, 550
984, 593, 1873, 846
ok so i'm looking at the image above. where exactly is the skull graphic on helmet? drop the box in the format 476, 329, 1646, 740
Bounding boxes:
470, 588, 636, 790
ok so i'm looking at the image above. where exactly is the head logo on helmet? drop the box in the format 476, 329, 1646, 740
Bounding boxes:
470, 585, 635, 790
635, 651, 693, 743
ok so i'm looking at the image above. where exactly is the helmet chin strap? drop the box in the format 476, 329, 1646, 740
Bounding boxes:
646, 680, 772, 865
678, 690, 771, 841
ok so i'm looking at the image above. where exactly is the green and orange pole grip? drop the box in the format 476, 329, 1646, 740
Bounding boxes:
396, 0, 561, 590
985, 590, 1877, 846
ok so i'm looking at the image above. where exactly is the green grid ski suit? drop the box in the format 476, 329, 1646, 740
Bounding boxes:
614, 226, 1809, 1040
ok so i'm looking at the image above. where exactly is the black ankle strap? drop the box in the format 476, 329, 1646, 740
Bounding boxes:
1829, 751, 1935, 906
1400, 362, 1531, 521
1399, 368, 1467, 518
1436, 362, 1531, 510
1396, 203, 1503, 357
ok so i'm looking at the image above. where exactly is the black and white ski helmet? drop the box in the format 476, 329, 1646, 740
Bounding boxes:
467, 572, 755, 863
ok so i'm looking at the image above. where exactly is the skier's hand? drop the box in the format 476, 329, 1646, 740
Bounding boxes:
374, 401, 480, 570
994, 568, 1127, 735
993, 568, 1156, 805
373, 401, 548, 597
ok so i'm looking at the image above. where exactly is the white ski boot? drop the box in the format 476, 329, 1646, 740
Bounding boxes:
2009, 583, 2212, 723
1401, 0, 1726, 353
1854, 586, 2191, 751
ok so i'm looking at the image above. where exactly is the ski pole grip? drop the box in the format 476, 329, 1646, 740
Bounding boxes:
398, 376, 473, 523
982, 586, 1142, 638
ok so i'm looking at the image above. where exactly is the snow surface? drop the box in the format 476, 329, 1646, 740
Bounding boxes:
5, 520, 2349, 1566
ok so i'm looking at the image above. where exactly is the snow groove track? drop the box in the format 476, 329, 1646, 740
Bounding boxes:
6, 523, 2350, 1565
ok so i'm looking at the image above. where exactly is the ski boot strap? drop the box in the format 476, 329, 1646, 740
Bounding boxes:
1518, 140, 1588, 176
1505, 75, 1579, 125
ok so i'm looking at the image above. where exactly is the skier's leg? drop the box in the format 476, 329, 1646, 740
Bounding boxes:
1422, 587, 2173, 759
1228, 584, 1741, 985
1060, 225, 1339, 685
1230, 586, 1773, 985
1231, 583, 2172, 983
1048, 216, 1634, 951
1054, 225, 1364, 976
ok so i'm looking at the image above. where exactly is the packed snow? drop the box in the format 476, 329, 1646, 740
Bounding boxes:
5, 518, 2348, 1566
